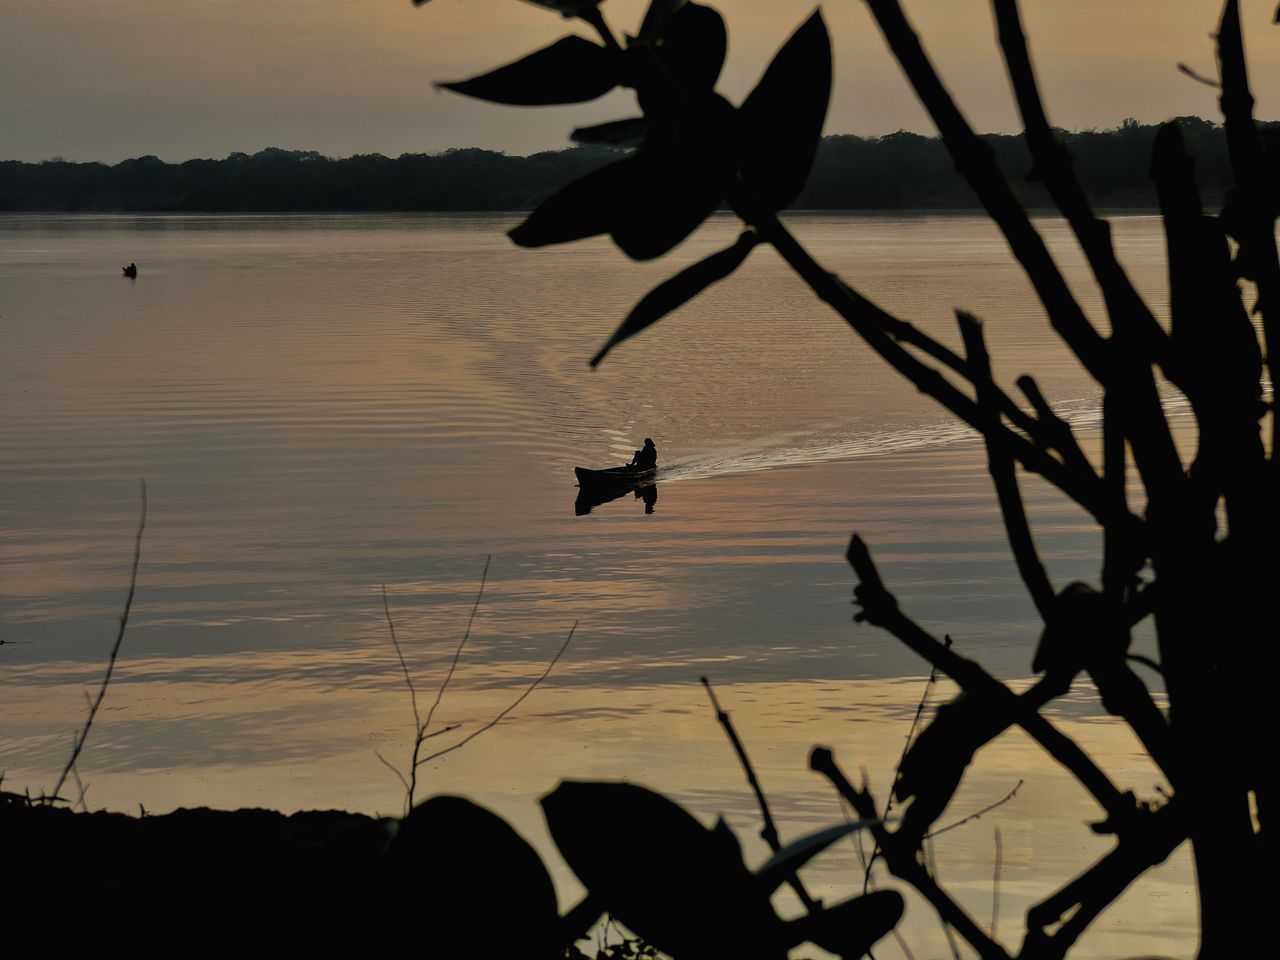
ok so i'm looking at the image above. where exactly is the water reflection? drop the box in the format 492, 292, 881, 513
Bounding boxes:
575, 481, 659, 516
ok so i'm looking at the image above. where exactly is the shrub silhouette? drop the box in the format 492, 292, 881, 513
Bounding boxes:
417, 1, 1274, 956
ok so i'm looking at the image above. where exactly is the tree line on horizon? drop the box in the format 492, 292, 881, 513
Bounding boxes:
1, 116, 1273, 212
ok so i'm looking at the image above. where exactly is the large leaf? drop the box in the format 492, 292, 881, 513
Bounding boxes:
387, 795, 559, 950
438, 36, 619, 106
572, 117, 649, 147
738, 10, 833, 211
591, 231, 757, 366
654, 2, 727, 94
610, 150, 722, 260
609, 92, 736, 260
789, 891, 906, 958
632, 2, 727, 117
509, 157, 637, 248
542, 781, 784, 956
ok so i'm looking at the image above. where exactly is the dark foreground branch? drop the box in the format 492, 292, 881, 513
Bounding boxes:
701, 676, 819, 912
847, 535, 1127, 816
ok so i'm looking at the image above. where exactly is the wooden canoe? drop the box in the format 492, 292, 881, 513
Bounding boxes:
574, 465, 657, 489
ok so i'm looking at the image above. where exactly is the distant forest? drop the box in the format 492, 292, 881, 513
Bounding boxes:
2, 117, 1274, 212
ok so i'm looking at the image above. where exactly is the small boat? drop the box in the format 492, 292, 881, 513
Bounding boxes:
122, 262, 137, 278
574, 467, 658, 516
574, 465, 656, 489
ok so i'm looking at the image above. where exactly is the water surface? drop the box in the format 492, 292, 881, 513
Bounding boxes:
0, 212, 1192, 957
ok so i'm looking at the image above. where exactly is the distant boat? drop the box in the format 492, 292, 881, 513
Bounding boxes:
574, 465, 658, 516
122, 262, 137, 278
574, 465, 656, 490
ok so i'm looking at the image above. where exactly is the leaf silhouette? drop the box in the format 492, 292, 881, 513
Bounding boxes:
652, 2, 728, 94
738, 10, 833, 211
572, 117, 649, 147
591, 231, 758, 367
542, 781, 783, 956
753, 819, 882, 892
789, 891, 906, 958
438, 36, 619, 106
509, 158, 638, 248
387, 795, 559, 950
609, 92, 737, 260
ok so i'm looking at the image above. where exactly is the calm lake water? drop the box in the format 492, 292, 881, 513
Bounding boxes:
0, 212, 1192, 956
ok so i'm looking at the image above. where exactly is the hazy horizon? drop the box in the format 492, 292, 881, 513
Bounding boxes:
4, 0, 1279, 165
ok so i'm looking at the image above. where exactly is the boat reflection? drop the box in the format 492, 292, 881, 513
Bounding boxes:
575, 482, 659, 516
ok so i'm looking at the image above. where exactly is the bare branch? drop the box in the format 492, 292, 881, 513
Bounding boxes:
848, 534, 1128, 816
865, 640, 945, 894
1014, 376, 1095, 479
419, 622, 576, 767
382, 584, 421, 734
701, 676, 819, 912
374, 749, 410, 796
990, 0, 1180, 379
1217, 0, 1280, 455
959, 311, 1055, 617
925, 780, 1023, 840
860, 0, 1108, 383
755, 213, 1137, 541
52, 481, 146, 802
423, 555, 491, 738
1021, 800, 1186, 960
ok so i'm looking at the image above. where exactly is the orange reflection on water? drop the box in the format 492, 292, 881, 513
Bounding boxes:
0, 658, 1193, 959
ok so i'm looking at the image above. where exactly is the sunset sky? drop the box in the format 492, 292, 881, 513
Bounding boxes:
3, 0, 1279, 163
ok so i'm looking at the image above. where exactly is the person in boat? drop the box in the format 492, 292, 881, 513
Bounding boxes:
628, 437, 657, 470
122, 262, 137, 278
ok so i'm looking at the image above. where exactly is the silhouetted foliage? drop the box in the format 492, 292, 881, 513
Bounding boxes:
2, 121, 1272, 212
417, 1, 1276, 958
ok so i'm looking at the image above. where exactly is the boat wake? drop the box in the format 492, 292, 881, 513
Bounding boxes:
654, 393, 1191, 484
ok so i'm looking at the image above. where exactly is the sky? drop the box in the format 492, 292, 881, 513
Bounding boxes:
2, 0, 1279, 163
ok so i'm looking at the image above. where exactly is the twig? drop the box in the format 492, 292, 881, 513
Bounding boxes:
381, 556, 489, 811
69, 752, 89, 813
848, 534, 1128, 817
992, 826, 1003, 940
51, 481, 146, 802
700, 676, 818, 912
1177, 62, 1220, 88
811, 748, 1013, 960
382, 584, 421, 734
865, 642, 944, 894
927, 780, 1024, 840
418, 622, 576, 766
423, 555, 490, 738
927, 834, 963, 959
374, 749, 410, 797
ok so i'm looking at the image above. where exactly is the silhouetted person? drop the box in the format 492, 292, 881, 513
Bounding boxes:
629, 437, 657, 470
122, 262, 137, 278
